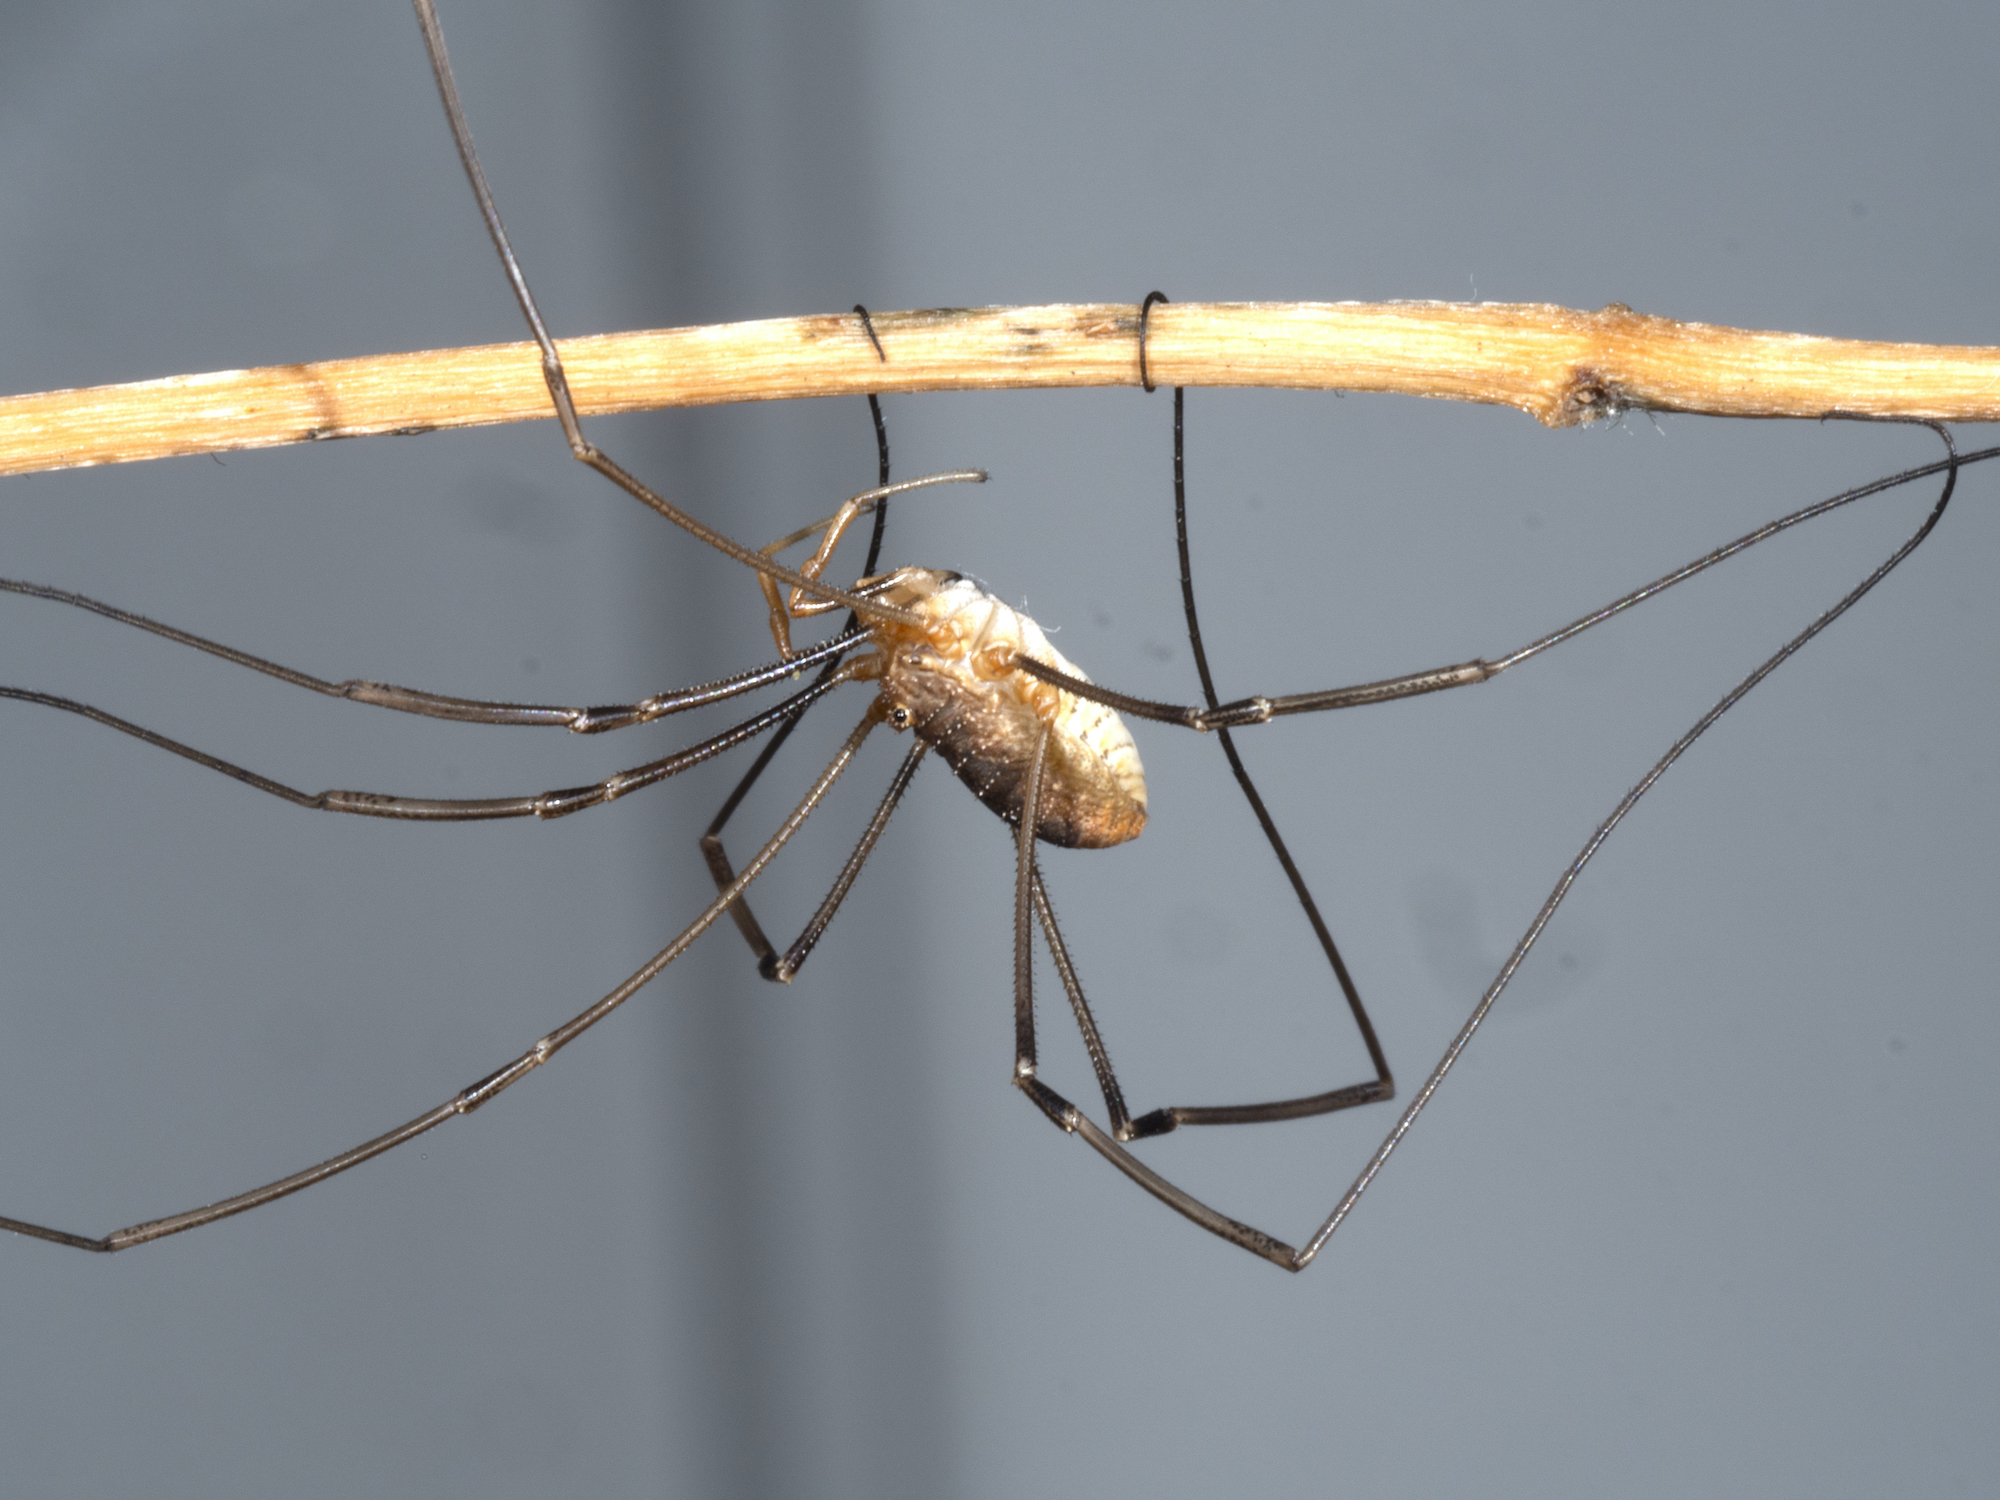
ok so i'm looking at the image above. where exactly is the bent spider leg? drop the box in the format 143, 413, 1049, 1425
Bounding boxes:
756, 469, 987, 659
1291, 423, 1966, 1266
411, 0, 930, 630
0, 706, 889, 1253
1003, 367, 1393, 1149
752, 319, 915, 659
1011, 408, 1967, 1267
705, 738, 930, 983
1028, 424, 1962, 1269
703, 371, 937, 983
1008, 722, 1300, 1268
0, 655, 867, 825
1129, 378, 1393, 1139
1012, 436, 2000, 734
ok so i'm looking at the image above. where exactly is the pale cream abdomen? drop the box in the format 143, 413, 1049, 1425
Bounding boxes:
866, 569, 1147, 849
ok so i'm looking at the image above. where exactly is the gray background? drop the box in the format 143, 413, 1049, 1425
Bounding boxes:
1, 1, 1996, 1495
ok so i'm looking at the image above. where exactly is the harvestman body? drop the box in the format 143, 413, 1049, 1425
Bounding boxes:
749, 481, 1149, 853
0, 0, 1991, 1267
841, 570, 1149, 850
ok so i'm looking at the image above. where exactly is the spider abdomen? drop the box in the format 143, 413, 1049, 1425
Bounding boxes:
868, 569, 1147, 849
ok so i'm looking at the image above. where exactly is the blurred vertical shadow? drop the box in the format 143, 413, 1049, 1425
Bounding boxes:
591, 2, 951, 1495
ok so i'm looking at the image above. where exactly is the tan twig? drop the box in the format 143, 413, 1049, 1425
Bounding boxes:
4, 300, 1998, 479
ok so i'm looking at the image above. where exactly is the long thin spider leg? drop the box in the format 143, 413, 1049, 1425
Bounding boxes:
714, 739, 927, 984
1015, 423, 1963, 1270
755, 470, 978, 565
1007, 722, 1300, 1268
1028, 871, 1133, 1138
1018, 322, 1386, 1147
702, 387, 909, 975
1041, 851, 1385, 1146
1009, 724, 1056, 1119
0, 706, 887, 1254
1013, 439, 2000, 732
1112, 383, 1390, 1141
859, 394, 893, 567
0, 661, 864, 824
700, 686, 839, 967
1292, 424, 1965, 1268
408, 0, 934, 630
0, 574, 865, 732
755, 469, 986, 658
1035, 860, 1382, 1143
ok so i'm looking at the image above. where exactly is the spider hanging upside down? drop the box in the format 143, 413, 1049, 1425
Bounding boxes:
0, 0, 1991, 1270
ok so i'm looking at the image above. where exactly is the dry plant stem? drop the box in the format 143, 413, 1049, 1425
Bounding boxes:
5, 300, 2000, 478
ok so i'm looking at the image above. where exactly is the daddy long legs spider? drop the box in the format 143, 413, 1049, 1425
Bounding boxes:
4, 0, 1998, 1495
8, 0, 1989, 1268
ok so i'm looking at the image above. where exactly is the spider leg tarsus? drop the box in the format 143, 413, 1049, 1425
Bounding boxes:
1124, 1109, 1178, 1140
